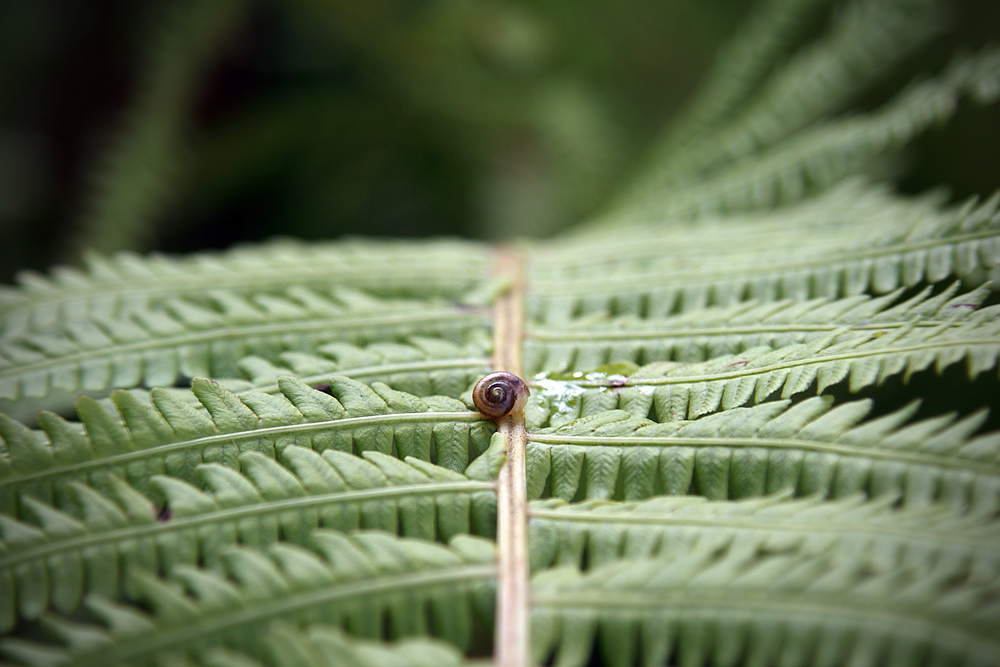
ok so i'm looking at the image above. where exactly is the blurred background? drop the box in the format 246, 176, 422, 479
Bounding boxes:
0, 0, 997, 282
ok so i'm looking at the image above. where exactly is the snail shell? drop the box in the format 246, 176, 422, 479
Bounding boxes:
473, 372, 530, 419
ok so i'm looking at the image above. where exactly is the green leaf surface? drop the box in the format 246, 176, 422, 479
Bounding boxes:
531, 546, 1000, 667
525, 398, 1000, 511
2, 1, 1000, 665
0, 377, 494, 518
0, 447, 496, 630
0, 531, 497, 667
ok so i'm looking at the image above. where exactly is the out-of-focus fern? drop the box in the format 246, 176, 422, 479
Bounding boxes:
75, 0, 246, 255
2, 0, 1000, 666
640, 0, 943, 192
1, 532, 497, 665
531, 546, 998, 667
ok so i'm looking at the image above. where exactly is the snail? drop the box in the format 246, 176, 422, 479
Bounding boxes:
473, 371, 530, 419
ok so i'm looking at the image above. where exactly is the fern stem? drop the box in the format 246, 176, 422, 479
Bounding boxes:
493, 246, 531, 667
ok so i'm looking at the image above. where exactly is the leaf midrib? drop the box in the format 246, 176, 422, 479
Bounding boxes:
531, 229, 997, 293
1, 309, 486, 386
531, 224, 903, 268
75, 564, 497, 667
0, 263, 488, 325
527, 319, 964, 342
527, 434, 1000, 476
1, 481, 494, 568
534, 335, 996, 387
527, 507, 997, 551
1, 411, 485, 486
242, 358, 491, 396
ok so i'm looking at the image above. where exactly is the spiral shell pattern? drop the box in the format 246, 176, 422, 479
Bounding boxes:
472, 372, 530, 419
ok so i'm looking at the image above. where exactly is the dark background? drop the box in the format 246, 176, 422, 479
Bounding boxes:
0, 0, 997, 282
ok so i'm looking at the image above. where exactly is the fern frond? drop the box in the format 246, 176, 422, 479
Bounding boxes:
530, 548, 1000, 667
75, 0, 246, 255
542, 180, 923, 264
525, 282, 990, 372
653, 0, 832, 150
0, 240, 491, 339
640, 0, 940, 192
0, 446, 495, 630
218, 335, 491, 400
531, 184, 1000, 323
200, 623, 476, 667
189, 623, 476, 667
77, 334, 492, 423
595, 46, 1000, 227
0, 288, 488, 422
3, 623, 479, 667
1, 0, 998, 661
524, 397, 1000, 511
0, 531, 496, 666
0, 377, 493, 517
528, 493, 1000, 577
527, 315, 1000, 427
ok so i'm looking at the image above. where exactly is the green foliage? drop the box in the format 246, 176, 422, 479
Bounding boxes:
0, 447, 496, 631
638, 0, 944, 193
0, 376, 493, 516
0, 241, 491, 339
524, 398, 1000, 509
74, 0, 246, 255
2, 0, 1000, 665
524, 311, 1000, 427
531, 547, 998, 667
0, 286, 489, 423
528, 492, 1000, 574
1, 531, 496, 665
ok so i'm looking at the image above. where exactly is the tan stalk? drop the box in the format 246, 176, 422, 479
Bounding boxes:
492, 246, 530, 667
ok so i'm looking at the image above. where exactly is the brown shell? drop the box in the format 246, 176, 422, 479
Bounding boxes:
472, 372, 530, 419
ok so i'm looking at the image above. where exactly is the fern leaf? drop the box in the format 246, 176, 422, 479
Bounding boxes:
640, 0, 941, 192
2, 0, 999, 662
595, 46, 1000, 227
532, 183, 1000, 322
75, 0, 246, 255
525, 398, 1000, 511
0, 531, 496, 666
0, 377, 493, 517
653, 0, 833, 150
204, 623, 473, 667
0, 288, 488, 422
13, 333, 493, 427
530, 547, 1000, 667
3, 623, 477, 667
541, 179, 935, 268
0, 240, 491, 340
525, 282, 990, 372
528, 492, 1000, 577
0, 447, 495, 630
212, 335, 491, 401
527, 315, 1000, 428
